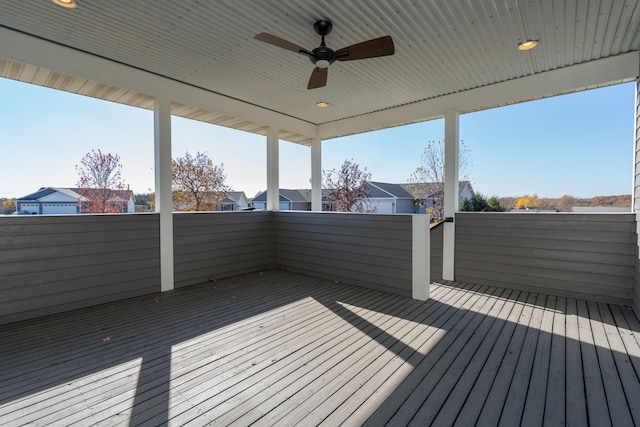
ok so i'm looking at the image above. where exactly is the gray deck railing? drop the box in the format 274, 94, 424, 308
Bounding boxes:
455, 212, 637, 304
0, 214, 160, 324
273, 211, 416, 296
173, 211, 275, 288
1, 211, 637, 324
0, 211, 428, 324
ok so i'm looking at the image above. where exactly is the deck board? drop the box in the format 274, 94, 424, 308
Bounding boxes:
521, 294, 555, 426
577, 299, 611, 427
0, 269, 639, 426
543, 296, 566, 426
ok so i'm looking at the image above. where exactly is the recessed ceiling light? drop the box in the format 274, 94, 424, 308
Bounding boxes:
52, 0, 78, 8
518, 40, 538, 51
316, 101, 329, 108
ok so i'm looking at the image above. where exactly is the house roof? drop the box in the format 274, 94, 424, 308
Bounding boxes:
401, 181, 473, 198
1, 2, 637, 145
252, 189, 311, 203
368, 182, 413, 199
222, 191, 247, 204
17, 187, 134, 202
17, 187, 59, 201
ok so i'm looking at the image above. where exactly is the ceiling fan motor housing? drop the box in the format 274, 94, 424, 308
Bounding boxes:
311, 21, 334, 67
311, 46, 334, 67
313, 20, 333, 36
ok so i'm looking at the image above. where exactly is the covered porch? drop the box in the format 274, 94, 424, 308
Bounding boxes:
1, 1, 640, 425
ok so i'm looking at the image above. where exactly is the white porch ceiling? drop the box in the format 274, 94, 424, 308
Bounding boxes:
1, 0, 639, 144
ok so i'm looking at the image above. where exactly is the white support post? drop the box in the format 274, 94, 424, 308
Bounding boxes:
154, 97, 174, 292
266, 127, 280, 211
412, 214, 430, 300
443, 109, 459, 281
311, 138, 322, 211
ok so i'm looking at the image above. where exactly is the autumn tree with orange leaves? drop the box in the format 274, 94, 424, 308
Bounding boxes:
171, 151, 230, 211
515, 194, 541, 210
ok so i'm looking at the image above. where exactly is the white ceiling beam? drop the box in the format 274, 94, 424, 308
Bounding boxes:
318, 52, 640, 140
0, 26, 317, 140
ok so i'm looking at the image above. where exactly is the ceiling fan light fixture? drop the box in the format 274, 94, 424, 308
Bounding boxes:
52, 0, 78, 8
316, 101, 329, 108
518, 40, 538, 51
315, 59, 330, 69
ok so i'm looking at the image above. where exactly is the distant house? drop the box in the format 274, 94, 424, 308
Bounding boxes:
401, 181, 474, 216
253, 182, 474, 215
16, 187, 135, 214
363, 182, 416, 214
214, 191, 249, 211
251, 189, 315, 211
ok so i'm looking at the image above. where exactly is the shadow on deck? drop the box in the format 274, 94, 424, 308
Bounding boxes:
0, 269, 639, 426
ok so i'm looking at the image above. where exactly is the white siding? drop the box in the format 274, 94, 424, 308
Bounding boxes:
459, 185, 473, 203
40, 192, 77, 203
42, 203, 76, 214
368, 199, 395, 214
19, 203, 39, 214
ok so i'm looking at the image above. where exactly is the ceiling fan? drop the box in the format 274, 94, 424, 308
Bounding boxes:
255, 20, 394, 89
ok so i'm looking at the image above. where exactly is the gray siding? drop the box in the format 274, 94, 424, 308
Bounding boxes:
273, 211, 413, 296
290, 202, 311, 211
455, 212, 636, 303
173, 211, 275, 288
396, 199, 417, 214
0, 214, 160, 324
430, 222, 444, 283
635, 212, 640, 319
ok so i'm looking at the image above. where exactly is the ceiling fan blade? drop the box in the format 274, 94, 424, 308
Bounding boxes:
307, 67, 328, 89
334, 36, 394, 61
254, 33, 313, 57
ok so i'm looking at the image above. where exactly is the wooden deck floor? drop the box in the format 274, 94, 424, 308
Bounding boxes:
1, 269, 639, 426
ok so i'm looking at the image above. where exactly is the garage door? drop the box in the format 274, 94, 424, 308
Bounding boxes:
42, 203, 77, 214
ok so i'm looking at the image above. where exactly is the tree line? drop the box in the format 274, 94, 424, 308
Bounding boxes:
2, 141, 631, 215
498, 194, 631, 212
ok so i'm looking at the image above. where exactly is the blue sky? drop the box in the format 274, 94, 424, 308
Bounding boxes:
0, 77, 635, 199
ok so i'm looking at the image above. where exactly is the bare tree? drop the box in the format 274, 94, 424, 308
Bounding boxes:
557, 195, 576, 212
172, 151, 230, 211
323, 159, 373, 212
75, 149, 128, 213
408, 140, 471, 220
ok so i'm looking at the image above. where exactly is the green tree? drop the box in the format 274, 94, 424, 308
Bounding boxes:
470, 192, 489, 211
460, 193, 506, 212
459, 198, 474, 212
487, 196, 507, 212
